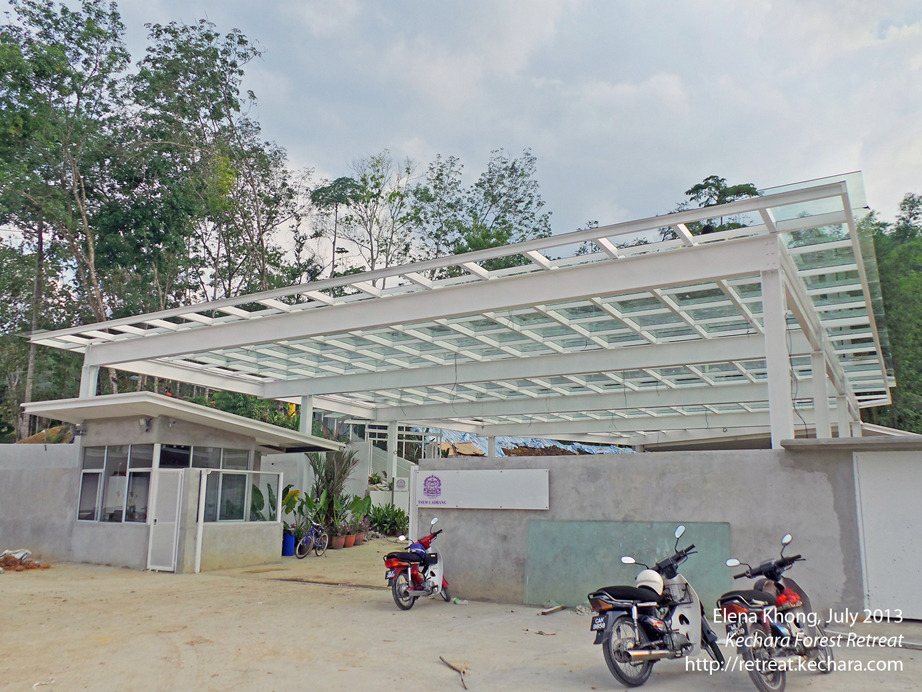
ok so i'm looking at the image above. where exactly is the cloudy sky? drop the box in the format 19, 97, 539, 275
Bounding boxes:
16, 0, 922, 231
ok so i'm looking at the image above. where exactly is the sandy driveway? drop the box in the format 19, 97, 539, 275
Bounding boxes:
1, 542, 918, 691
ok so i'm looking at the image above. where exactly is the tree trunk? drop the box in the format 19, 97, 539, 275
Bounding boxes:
20, 222, 44, 440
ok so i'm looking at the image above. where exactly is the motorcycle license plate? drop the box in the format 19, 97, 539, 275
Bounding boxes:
385, 569, 396, 579
590, 615, 607, 632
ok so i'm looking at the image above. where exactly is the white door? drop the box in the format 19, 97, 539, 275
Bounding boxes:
855, 452, 922, 618
147, 470, 183, 572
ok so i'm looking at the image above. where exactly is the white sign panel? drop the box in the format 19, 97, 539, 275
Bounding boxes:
416, 469, 549, 510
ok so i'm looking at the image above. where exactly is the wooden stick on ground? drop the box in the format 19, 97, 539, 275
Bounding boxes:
439, 656, 468, 690
540, 605, 565, 615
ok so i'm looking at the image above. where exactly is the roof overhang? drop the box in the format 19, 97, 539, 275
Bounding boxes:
22, 392, 343, 453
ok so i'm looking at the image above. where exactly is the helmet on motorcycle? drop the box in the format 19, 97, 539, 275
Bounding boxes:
635, 569, 664, 595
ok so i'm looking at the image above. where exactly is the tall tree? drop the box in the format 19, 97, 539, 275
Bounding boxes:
413, 149, 552, 272
862, 194, 922, 433
309, 176, 362, 279
0, 0, 130, 392
662, 175, 761, 239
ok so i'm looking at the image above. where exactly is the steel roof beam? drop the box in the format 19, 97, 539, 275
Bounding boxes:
264, 332, 809, 398
84, 234, 782, 367
372, 380, 772, 422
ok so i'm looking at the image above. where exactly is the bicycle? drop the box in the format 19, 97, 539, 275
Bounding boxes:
295, 521, 329, 558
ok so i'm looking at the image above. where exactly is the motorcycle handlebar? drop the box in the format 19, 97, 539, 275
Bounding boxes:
734, 572, 748, 580
433, 529, 443, 537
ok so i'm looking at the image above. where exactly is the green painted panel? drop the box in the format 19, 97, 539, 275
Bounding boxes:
524, 520, 733, 611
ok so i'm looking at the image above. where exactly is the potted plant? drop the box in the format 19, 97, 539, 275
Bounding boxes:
354, 516, 369, 546
348, 495, 372, 546
343, 519, 356, 548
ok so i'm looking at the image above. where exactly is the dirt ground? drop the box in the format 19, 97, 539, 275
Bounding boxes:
1, 539, 919, 691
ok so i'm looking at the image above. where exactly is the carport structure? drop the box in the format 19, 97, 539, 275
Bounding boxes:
33, 173, 894, 450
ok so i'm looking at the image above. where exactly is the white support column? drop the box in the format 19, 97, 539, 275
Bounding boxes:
298, 395, 314, 435
487, 436, 497, 458
79, 361, 100, 399
408, 464, 419, 541
811, 351, 831, 439
762, 268, 795, 449
387, 420, 398, 501
836, 395, 852, 438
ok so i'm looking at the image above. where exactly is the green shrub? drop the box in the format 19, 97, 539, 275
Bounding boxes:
369, 503, 408, 536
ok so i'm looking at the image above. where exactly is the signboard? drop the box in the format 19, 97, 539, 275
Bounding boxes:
416, 469, 549, 510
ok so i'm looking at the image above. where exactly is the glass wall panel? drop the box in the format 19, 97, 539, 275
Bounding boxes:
101, 446, 129, 522
192, 447, 221, 469
160, 445, 191, 468
249, 473, 280, 521
82, 447, 106, 470
78, 474, 100, 521
129, 444, 154, 469
125, 473, 150, 522
222, 449, 249, 470
203, 473, 219, 522
219, 473, 246, 520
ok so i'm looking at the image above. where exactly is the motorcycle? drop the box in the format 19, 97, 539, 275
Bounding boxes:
383, 517, 451, 610
719, 533, 834, 692
587, 525, 724, 687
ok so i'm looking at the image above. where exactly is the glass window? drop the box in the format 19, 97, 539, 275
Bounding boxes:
78, 473, 101, 521
222, 449, 249, 470
82, 447, 106, 470
202, 473, 219, 522
219, 473, 246, 520
192, 447, 221, 469
125, 473, 150, 523
129, 444, 154, 469
100, 446, 129, 522
160, 445, 191, 468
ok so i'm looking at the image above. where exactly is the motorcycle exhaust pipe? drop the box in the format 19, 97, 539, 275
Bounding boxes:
624, 649, 675, 662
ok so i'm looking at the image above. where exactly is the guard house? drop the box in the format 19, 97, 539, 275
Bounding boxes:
20, 392, 342, 572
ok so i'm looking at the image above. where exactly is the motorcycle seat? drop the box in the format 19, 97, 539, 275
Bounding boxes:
595, 585, 663, 603
385, 551, 424, 563
718, 589, 778, 608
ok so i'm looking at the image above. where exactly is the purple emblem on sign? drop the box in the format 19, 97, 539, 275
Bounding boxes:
423, 474, 442, 498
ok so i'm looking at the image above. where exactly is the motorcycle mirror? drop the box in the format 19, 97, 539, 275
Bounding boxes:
397, 535, 407, 541
782, 534, 792, 546
430, 517, 439, 526
726, 558, 741, 567
621, 556, 636, 565
674, 525, 686, 540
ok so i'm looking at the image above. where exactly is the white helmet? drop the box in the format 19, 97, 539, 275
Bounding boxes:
635, 569, 664, 595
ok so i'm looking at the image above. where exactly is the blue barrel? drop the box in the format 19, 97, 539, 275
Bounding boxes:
282, 533, 296, 556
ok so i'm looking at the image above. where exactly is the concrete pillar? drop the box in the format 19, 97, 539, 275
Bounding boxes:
487, 436, 497, 458
298, 395, 314, 435
836, 395, 851, 438
811, 352, 831, 439
762, 268, 795, 448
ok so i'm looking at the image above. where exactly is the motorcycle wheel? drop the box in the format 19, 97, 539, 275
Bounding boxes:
602, 614, 654, 687
741, 622, 786, 692
441, 587, 452, 602
810, 621, 834, 674
295, 535, 314, 559
392, 572, 417, 610
314, 532, 329, 557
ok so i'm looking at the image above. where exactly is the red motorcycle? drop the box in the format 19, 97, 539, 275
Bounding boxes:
384, 517, 450, 610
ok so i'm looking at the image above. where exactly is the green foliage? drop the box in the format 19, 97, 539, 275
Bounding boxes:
862, 196, 922, 433
661, 175, 761, 240
368, 503, 409, 536
249, 482, 279, 521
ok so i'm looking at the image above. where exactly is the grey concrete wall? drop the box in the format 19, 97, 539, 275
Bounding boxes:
0, 445, 79, 560
198, 522, 282, 571
418, 449, 862, 612
71, 522, 150, 569
83, 416, 256, 457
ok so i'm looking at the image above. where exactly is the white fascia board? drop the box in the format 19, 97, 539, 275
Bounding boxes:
373, 381, 771, 422
628, 425, 774, 448
474, 409, 815, 437
85, 234, 781, 368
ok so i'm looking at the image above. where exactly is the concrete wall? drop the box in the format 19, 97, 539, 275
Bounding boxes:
197, 522, 282, 571
71, 522, 150, 569
0, 445, 79, 560
418, 449, 863, 613
83, 416, 256, 454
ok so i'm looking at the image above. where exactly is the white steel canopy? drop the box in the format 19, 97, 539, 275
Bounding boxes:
33, 173, 893, 449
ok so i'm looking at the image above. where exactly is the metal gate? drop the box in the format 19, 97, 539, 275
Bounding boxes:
147, 470, 183, 572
